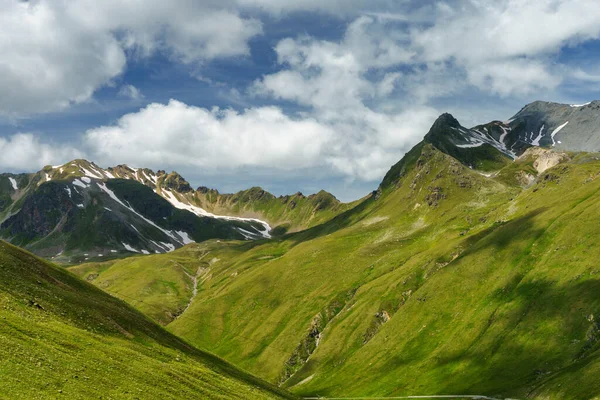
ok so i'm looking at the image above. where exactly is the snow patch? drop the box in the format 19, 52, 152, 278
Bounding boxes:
80, 166, 103, 179
81, 177, 91, 184
72, 179, 87, 189
551, 121, 569, 146
122, 243, 140, 253
76, 204, 85, 208
141, 250, 150, 255
176, 231, 194, 245
159, 242, 176, 252
98, 182, 182, 244
454, 125, 515, 159
8, 177, 18, 191
570, 102, 591, 107
237, 227, 260, 240
161, 190, 271, 238
456, 142, 484, 148
499, 125, 510, 145
531, 125, 545, 146
142, 170, 155, 184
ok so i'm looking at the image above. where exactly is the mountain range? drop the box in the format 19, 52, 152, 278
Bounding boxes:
0, 160, 354, 263
3, 100, 600, 399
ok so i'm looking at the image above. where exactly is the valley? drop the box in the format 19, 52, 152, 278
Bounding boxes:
4, 100, 600, 399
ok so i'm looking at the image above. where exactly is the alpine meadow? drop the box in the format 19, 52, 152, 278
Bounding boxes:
3, 1, 600, 399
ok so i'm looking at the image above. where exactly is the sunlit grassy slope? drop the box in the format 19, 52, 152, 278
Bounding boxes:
71, 144, 600, 399
0, 240, 293, 399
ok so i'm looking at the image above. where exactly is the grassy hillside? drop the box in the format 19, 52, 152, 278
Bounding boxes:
183, 186, 363, 234
0, 240, 293, 399
70, 144, 600, 399
69, 248, 216, 325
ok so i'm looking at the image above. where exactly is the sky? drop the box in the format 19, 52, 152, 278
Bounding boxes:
1, 0, 600, 201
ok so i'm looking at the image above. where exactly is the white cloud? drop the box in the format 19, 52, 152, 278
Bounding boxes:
412, 0, 600, 96
0, 0, 126, 116
117, 85, 144, 100
81, 99, 437, 182
68, 1, 263, 62
84, 100, 333, 170
0, 0, 263, 116
252, 17, 414, 113
5, 0, 600, 192
467, 59, 559, 97
0, 133, 83, 170
236, 0, 391, 16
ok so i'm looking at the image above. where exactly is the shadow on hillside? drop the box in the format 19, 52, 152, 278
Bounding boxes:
457, 208, 549, 259
371, 203, 600, 398
375, 277, 600, 398
283, 195, 377, 247
0, 241, 295, 398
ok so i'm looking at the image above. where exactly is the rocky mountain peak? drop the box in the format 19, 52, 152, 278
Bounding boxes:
159, 172, 193, 193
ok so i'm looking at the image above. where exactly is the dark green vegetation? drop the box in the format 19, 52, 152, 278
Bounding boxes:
0, 240, 292, 399
0, 159, 353, 262
72, 111, 600, 399
0, 171, 266, 262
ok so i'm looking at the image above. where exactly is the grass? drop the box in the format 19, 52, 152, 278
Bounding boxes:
69, 143, 600, 399
0, 240, 293, 399
165, 185, 364, 234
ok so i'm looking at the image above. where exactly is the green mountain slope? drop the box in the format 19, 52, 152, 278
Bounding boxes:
67, 111, 600, 399
0, 240, 293, 399
186, 186, 362, 234
72, 141, 600, 399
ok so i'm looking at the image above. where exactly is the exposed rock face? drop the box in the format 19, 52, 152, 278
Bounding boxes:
160, 172, 193, 193
519, 147, 570, 174
507, 100, 600, 152
2, 182, 78, 241
423, 113, 513, 172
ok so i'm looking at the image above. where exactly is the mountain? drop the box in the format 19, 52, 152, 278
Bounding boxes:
10, 99, 592, 263
421, 112, 515, 171
0, 240, 292, 399
0, 160, 351, 263
180, 186, 361, 235
505, 100, 600, 152
70, 101, 600, 399
416, 100, 600, 170
0, 162, 261, 263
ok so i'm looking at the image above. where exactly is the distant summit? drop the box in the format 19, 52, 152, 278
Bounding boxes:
407, 100, 600, 173
0, 159, 350, 262
506, 100, 600, 152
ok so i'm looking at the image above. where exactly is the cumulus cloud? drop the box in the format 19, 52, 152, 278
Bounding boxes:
411, 0, 600, 96
84, 100, 333, 169
117, 85, 144, 100
81, 100, 437, 182
0, 134, 83, 170
236, 0, 392, 16
0, 0, 126, 116
0, 0, 262, 116
81, 1, 600, 182
4, 0, 600, 193
252, 16, 416, 117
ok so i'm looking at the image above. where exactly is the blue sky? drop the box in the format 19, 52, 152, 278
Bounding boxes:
1, 0, 600, 201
